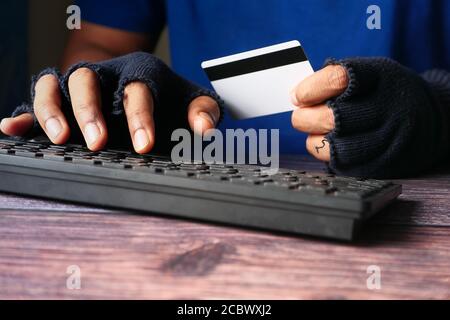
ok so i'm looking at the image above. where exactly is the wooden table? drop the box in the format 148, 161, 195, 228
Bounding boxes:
0, 156, 449, 299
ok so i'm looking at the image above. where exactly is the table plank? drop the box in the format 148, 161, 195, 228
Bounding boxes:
0, 209, 449, 299
0, 156, 449, 299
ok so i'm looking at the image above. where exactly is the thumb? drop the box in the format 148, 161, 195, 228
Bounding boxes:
0, 113, 35, 137
187, 96, 220, 135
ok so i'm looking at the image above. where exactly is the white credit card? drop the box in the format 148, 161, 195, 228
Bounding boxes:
201, 40, 314, 119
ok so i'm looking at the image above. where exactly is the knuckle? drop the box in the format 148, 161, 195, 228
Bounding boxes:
290, 110, 297, 128
73, 103, 97, 122
69, 67, 95, 83
73, 102, 93, 114
189, 96, 218, 112
36, 74, 58, 89
124, 81, 148, 95
305, 135, 315, 153
128, 109, 148, 120
33, 103, 47, 117
323, 107, 335, 131
33, 102, 56, 119
291, 109, 303, 130
328, 66, 348, 90
294, 88, 307, 104
210, 101, 221, 120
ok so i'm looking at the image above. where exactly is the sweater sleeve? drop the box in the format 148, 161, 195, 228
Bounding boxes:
421, 69, 450, 161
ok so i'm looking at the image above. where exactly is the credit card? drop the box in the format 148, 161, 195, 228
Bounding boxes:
201, 40, 314, 119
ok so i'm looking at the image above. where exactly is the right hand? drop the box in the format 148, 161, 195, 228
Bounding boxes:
0, 53, 221, 154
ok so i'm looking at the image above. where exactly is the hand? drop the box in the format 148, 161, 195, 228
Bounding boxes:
0, 52, 222, 154
290, 64, 347, 161
290, 58, 450, 178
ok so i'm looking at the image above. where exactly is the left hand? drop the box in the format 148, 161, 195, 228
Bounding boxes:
290, 65, 348, 162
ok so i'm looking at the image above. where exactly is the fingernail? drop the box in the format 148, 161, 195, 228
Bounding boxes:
290, 90, 299, 106
45, 118, 62, 139
84, 122, 101, 146
198, 112, 216, 127
0, 119, 7, 133
134, 128, 149, 152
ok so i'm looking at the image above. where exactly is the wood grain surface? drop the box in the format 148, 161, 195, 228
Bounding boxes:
0, 156, 449, 299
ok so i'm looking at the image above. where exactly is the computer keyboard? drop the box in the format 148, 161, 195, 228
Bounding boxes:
0, 137, 401, 240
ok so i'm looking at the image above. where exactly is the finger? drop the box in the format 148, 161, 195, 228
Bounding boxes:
68, 67, 107, 151
291, 104, 335, 134
291, 65, 348, 107
187, 96, 220, 135
306, 134, 331, 162
34, 74, 70, 144
0, 113, 34, 136
123, 81, 155, 154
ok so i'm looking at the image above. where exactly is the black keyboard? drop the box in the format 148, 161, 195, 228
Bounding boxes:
0, 137, 401, 240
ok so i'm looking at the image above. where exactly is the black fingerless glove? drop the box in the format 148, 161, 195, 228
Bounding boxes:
13, 52, 223, 150
324, 57, 450, 178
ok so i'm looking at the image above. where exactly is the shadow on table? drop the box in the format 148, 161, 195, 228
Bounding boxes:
354, 199, 421, 246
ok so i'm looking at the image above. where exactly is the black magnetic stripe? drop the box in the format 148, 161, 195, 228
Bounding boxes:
204, 46, 308, 81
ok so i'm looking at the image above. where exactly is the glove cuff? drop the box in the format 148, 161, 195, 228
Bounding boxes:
324, 58, 385, 135
11, 103, 33, 118
30, 67, 62, 102
62, 62, 106, 106
10, 68, 62, 136
324, 58, 359, 102
323, 58, 352, 135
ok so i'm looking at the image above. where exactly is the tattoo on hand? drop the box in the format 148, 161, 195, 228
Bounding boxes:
315, 138, 329, 154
